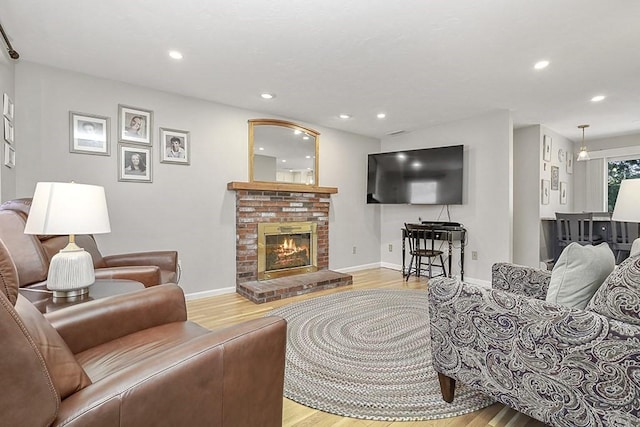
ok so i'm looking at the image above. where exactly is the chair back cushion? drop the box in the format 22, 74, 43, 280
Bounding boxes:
546, 242, 615, 309
587, 254, 640, 325
0, 210, 50, 287
15, 295, 92, 399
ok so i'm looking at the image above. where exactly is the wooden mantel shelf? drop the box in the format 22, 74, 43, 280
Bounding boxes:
227, 181, 338, 194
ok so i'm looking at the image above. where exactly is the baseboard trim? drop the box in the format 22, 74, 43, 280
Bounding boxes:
184, 286, 235, 301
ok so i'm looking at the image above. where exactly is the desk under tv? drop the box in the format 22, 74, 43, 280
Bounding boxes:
402, 222, 467, 281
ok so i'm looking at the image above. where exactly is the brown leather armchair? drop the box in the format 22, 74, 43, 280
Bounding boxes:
0, 238, 287, 426
0, 198, 178, 288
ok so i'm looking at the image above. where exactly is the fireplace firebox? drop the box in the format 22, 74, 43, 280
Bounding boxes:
257, 222, 318, 280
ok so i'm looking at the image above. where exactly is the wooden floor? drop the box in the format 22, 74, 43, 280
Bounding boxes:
186, 267, 547, 427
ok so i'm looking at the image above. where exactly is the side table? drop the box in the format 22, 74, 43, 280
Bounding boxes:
19, 279, 146, 313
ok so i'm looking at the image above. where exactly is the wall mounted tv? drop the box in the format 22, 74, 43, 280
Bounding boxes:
367, 145, 463, 205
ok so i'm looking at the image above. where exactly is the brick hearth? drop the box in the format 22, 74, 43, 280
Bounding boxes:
229, 182, 352, 303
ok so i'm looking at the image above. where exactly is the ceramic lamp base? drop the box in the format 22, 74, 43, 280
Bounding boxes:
47, 242, 95, 293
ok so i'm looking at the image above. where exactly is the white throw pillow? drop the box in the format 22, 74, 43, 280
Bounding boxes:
546, 242, 615, 309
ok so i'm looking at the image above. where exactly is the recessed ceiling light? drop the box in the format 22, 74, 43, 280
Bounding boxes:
303, 136, 309, 140
591, 95, 606, 102
339, 114, 351, 119
258, 147, 264, 151
305, 155, 311, 159
294, 130, 302, 135
281, 159, 286, 163
377, 113, 386, 119
260, 93, 275, 99
169, 50, 183, 60
534, 60, 549, 70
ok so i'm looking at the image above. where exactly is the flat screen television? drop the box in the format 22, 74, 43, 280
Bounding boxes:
367, 145, 463, 205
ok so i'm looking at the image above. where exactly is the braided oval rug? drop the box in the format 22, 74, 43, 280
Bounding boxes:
267, 288, 494, 421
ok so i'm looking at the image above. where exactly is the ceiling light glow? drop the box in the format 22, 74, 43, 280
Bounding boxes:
339, 114, 351, 119
591, 95, 605, 102
377, 113, 386, 119
261, 93, 275, 99
534, 60, 549, 70
169, 50, 183, 60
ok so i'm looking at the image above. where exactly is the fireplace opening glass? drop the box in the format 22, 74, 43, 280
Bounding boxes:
265, 232, 312, 272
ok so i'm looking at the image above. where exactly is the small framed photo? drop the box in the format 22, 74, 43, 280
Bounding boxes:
69, 111, 110, 156
3, 117, 14, 144
566, 156, 574, 174
160, 128, 190, 165
3, 93, 14, 121
543, 135, 552, 162
541, 179, 550, 205
560, 182, 567, 204
4, 142, 15, 168
551, 166, 559, 190
118, 144, 152, 182
118, 105, 153, 145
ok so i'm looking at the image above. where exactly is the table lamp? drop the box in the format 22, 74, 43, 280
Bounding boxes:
24, 182, 111, 297
612, 179, 640, 222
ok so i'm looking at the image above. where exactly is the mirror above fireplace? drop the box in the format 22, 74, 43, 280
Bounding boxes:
249, 119, 319, 186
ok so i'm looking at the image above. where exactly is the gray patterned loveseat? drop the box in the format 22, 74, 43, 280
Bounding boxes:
428, 259, 640, 427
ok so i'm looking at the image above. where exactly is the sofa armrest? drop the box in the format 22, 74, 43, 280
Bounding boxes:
46, 284, 187, 354
102, 251, 178, 272
428, 277, 640, 426
94, 265, 162, 287
54, 317, 287, 427
491, 262, 551, 299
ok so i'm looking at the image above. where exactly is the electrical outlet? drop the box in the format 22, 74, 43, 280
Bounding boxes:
471, 251, 478, 260
352, 246, 357, 254
388, 244, 393, 252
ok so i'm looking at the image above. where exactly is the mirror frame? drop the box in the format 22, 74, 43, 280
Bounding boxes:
248, 118, 320, 186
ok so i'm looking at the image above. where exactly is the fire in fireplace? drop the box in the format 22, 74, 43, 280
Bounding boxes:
258, 222, 318, 280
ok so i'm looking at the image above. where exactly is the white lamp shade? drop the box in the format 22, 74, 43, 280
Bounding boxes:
24, 182, 111, 235
612, 179, 640, 223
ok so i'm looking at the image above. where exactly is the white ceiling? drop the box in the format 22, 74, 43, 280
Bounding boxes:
2, 0, 640, 143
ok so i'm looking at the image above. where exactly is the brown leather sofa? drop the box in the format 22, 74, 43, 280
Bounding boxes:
0, 238, 287, 426
0, 198, 178, 288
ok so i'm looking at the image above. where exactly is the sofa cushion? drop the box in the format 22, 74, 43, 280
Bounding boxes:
587, 254, 640, 325
546, 242, 615, 309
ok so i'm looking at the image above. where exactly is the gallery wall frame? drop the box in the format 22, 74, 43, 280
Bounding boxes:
4, 142, 15, 168
560, 182, 567, 204
159, 127, 190, 165
118, 144, 152, 183
566, 156, 574, 174
69, 111, 111, 156
543, 135, 552, 162
3, 93, 14, 121
3, 117, 14, 144
118, 105, 153, 145
551, 166, 559, 190
541, 179, 550, 205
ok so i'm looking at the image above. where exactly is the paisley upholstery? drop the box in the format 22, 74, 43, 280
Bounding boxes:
587, 254, 640, 326
428, 263, 640, 427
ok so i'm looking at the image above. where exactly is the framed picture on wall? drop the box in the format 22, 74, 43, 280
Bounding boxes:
551, 166, 559, 190
159, 127, 190, 165
3, 117, 14, 144
543, 135, 552, 162
118, 144, 152, 182
118, 105, 153, 145
4, 142, 15, 168
566, 156, 574, 174
541, 179, 550, 205
3, 93, 14, 121
69, 111, 110, 156
560, 182, 567, 204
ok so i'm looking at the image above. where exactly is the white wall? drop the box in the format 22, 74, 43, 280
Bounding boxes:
378, 110, 513, 282
0, 50, 16, 200
14, 62, 380, 295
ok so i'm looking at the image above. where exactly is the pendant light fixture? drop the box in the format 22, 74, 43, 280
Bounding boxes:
576, 124, 590, 161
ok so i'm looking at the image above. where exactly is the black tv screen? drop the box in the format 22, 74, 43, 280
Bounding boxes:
367, 145, 463, 205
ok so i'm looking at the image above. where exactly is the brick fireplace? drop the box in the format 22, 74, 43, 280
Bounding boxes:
228, 182, 352, 303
